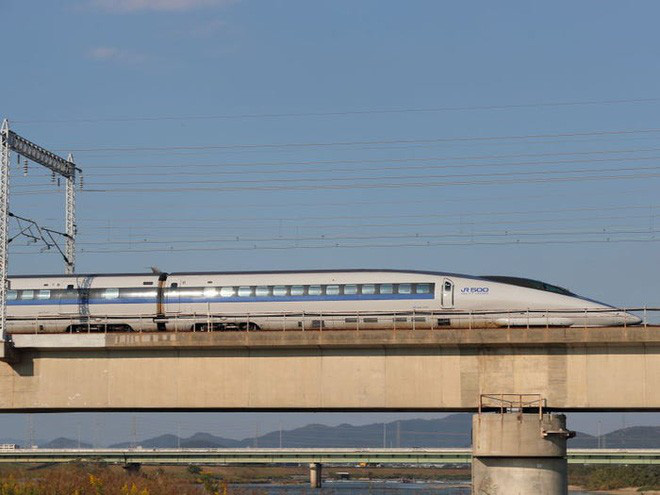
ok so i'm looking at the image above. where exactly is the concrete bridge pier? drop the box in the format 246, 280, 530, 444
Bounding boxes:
309, 462, 322, 488
472, 412, 573, 495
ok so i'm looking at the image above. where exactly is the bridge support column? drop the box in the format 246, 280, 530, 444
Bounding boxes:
472, 413, 572, 495
309, 462, 322, 488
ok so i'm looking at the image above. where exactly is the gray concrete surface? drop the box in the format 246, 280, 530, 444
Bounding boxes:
472, 413, 569, 495
10, 326, 660, 350
309, 462, 322, 488
0, 329, 657, 411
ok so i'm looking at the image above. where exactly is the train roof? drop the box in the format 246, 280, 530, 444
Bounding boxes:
9, 268, 471, 278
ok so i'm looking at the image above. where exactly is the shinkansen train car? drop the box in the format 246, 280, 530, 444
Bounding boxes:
8, 273, 162, 333
5, 269, 641, 333
163, 270, 640, 330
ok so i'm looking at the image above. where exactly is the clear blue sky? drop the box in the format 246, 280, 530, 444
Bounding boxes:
0, 0, 659, 445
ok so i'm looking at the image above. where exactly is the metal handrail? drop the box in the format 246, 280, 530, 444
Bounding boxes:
6, 306, 660, 333
479, 393, 546, 419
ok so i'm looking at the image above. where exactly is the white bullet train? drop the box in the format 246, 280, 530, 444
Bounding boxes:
5, 269, 640, 333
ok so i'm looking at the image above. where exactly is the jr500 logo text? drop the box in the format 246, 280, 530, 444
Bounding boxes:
460, 287, 489, 294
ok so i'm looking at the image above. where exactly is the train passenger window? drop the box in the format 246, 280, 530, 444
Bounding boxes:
164, 288, 179, 298
363, 317, 378, 323
395, 317, 407, 322
325, 285, 340, 295
102, 288, 119, 299
290, 285, 304, 296
220, 287, 235, 297
255, 286, 270, 297
203, 287, 218, 298
379, 284, 393, 294
177, 288, 203, 298
398, 283, 412, 294
121, 289, 157, 299
344, 284, 358, 295
60, 289, 78, 300
361, 284, 376, 295
308, 285, 322, 296
238, 286, 253, 297
6, 291, 16, 301
20, 290, 34, 300
273, 285, 288, 296
415, 283, 431, 294
37, 290, 50, 300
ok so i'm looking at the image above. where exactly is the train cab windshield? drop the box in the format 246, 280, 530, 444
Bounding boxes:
480, 276, 575, 296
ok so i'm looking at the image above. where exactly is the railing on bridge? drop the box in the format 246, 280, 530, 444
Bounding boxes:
8, 306, 660, 334
479, 393, 546, 417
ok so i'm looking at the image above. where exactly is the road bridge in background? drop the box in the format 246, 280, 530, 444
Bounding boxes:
0, 448, 657, 466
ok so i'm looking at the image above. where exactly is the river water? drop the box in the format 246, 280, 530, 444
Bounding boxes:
233, 481, 602, 494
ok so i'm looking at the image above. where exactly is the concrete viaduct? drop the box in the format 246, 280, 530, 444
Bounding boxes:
0, 326, 657, 411
1, 326, 659, 494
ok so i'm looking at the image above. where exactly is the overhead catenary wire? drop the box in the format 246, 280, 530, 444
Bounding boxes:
13, 96, 660, 125
69, 135, 660, 158
10, 169, 660, 195
68, 226, 660, 247
13, 235, 660, 255
66, 145, 660, 171
10, 163, 660, 189
54, 127, 660, 154
75, 204, 658, 225
63, 154, 660, 178
75, 213, 654, 235
32, 186, 653, 212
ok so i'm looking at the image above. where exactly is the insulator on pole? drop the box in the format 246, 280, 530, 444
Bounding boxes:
79, 173, 83, 190
57, 177, 61, 187
51, 171, 56, 183
23, 158, 28, 177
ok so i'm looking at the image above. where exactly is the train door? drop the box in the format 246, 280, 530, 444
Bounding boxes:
165, 282, 181, 313
441, 279, 454, 308
58, 284, 79, 316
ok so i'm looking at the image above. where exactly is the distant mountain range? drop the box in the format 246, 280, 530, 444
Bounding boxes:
108, 415, 660, 450
5, 415, 660, 449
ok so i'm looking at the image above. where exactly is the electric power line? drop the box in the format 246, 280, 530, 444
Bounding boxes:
68, 145, 660, 170
60, 154, 660, 178
69, 226, 660, 247
55, 127, 660, 154
14, 96, 659, 125
11, 163, 660, 190
11, 169, 660, 195
12, 234, 655, 255
73, 213, 654, 236
75, 204, 657, 225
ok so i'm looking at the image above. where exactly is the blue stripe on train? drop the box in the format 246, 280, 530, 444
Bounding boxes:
7, 293, 434, 306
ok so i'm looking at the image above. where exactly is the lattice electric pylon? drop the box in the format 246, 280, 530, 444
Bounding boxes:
0, 119, 81, 342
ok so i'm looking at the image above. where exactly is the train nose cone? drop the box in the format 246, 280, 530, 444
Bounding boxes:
624, 312, 643, 326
